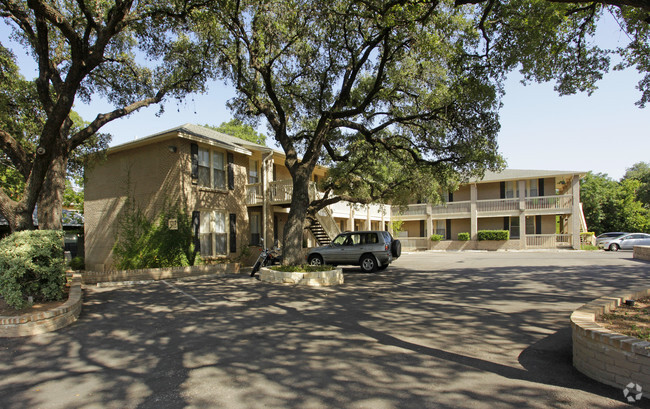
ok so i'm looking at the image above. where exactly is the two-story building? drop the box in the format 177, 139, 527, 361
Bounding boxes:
84, 124, 586, 271
394, 169, 587, 250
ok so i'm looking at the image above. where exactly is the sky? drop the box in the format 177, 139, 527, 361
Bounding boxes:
1, 15, 648, 181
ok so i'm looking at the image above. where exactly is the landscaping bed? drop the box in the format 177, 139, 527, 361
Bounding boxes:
0, 290, 68, 317
597, 296, 650, 340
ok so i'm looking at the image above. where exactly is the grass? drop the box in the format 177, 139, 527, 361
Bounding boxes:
271, 264, 335, 273
581, 244, 599, 250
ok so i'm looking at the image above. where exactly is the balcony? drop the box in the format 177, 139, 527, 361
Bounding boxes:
392, 195, 573, 219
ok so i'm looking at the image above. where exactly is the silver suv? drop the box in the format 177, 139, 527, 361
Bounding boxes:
306, 231, 401, 273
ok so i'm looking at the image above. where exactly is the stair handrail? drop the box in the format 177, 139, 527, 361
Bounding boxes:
310, 184, 341, 240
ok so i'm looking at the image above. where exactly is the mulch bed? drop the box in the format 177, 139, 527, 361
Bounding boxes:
596, 297, 650, 341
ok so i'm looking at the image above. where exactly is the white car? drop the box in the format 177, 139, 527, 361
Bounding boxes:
598, 233, 650, 251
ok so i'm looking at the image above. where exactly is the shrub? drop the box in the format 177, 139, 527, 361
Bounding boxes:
0, 230, 66, 309
430, 234, 443, 242
113, 204, 200, 270
458, 232, 470, 241
477, 230, 510, 241
69, 256, 85, 271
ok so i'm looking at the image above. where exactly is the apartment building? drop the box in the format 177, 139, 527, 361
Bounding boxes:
394, 169, 587, 250
84, 124, 586, 271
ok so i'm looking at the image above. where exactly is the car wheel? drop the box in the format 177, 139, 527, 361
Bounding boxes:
609, 243, 620, 252
360, 254, 377, 273
308, 254, 324, 266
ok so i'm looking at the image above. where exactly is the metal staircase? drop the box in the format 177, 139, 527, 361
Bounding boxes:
308, 218, 332, 246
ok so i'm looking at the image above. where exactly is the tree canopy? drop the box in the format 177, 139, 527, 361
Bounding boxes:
0, 0, 218, 231
204, 119, 267, 145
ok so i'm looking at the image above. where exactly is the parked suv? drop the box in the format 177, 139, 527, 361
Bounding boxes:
307, 231, 401, 273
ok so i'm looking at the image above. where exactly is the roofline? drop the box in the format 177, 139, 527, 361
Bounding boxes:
471, 170, 587, 184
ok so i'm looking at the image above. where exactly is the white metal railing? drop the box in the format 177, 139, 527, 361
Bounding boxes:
246, 183, 263, 205
429, 201, 471, 216
525, 195, 572, 211
316, 206, 341, 239
477, 198, 519, 213
393, 204, 429, 216
270, 180, 294, 204
526, 234, 572, 248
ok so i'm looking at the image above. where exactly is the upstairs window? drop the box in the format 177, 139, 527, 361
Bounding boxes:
198, 147, 226, 190
249, 160, 259, 184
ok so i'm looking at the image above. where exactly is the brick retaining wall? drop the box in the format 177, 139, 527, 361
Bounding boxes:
0, 275, 83, 337
635, 246, 650, 262
82, 263, 240, 284
571, 288, 650, 391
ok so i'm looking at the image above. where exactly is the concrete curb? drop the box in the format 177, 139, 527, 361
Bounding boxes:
0, 274, 82, 338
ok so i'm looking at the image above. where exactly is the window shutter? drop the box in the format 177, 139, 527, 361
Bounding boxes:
445, 219, 452, 240
500, 182, 506, 199
448, 192, 453, 202
536, 215, 542, 235
420, 220, 425, 237
227, 153, 234, 190
229, 214, 237, 253
538, 178, 545, 197
191, 143, 199, 184
503, 216, 509, 231
192, 211, 201, 252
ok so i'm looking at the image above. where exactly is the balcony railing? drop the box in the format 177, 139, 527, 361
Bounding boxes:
476, 198, 519, 213
526, 234, 572, 248
525, 195, 572, 211
428, 201, 471, 216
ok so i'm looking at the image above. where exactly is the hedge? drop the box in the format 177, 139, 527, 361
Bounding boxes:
430, 234, 443, 242
0, 230, 66, 309
477, 230, 510, 241
458, 232, 470, 241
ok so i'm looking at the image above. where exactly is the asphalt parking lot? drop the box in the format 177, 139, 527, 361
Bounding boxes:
1, 251, 650, 408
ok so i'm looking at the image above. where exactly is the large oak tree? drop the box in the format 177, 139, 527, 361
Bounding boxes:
0, 0, 217, 231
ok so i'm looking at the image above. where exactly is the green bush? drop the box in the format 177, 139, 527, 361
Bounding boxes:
477, 230, 510, 241
458, 232, 470, 241
113, 204, 200, 270
430, 234, 443, 242
69, 256, 85, 271
0, 230, 66, 309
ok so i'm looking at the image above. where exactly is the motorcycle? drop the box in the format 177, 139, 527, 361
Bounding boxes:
250, 239, 283, 276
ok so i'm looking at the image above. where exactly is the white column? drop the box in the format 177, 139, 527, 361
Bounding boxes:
571, 175, 581, 250
470, 183, 478, 241
348, 205, 354, 232
366, 205, 371, 230
518, 180, 526, 249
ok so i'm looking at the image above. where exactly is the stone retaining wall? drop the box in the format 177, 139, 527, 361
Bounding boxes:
571, 288, 650, 391
0, 275, 83, 337
82, 263, 240, 285
634, 246, 650, 262
259, 267, 344, 286
429, 240, 521, 251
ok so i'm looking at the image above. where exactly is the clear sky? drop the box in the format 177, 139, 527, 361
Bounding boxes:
2, 15, 648, 181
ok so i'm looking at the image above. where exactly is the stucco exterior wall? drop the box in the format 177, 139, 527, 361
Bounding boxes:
453, 185, 471, 202
450, 219, 471, 239
477, 182, 501, 201
478, 217, 505, 231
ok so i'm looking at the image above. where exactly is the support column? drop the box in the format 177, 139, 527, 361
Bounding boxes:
366, 205, 371, 230
470, 183, 478, 241
348, 205, 355, 232
519, 180, 526, 249
571, 175, 581, 250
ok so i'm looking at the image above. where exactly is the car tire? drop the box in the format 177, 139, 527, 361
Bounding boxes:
609, 243, 620, 252
308, 254, 324, 266
360, 254, 378, 273
391, 240, 401, 258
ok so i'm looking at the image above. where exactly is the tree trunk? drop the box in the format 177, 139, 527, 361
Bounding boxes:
282, 169, 312, 265
37, 153, 67, 230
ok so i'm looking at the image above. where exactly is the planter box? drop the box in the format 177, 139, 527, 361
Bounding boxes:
259, 267, 344, 286
477, 240, 510, 251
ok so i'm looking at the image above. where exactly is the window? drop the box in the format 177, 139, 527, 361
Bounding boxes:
249, 160, 259, 184
250, 212, 261, 246
526, 216, 535, 235
505, 181, 519, 199
198, 147, 226, 190
199, 210, 227, 256
505, 217, 520, 239
527, 179, 538, 197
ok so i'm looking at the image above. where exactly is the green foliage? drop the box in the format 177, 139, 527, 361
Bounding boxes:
458, 232, 471, 241
430, 234, 443, 242
0, 230, 66, 309
389, 220, 404, 237
69, 257, 85, 271
581, 171, 650, 234
112, 203, 200, 270
204, 119, 266, 146
581, 244, 599, 251
624, 162, 650, 208
477, 230, 510, 241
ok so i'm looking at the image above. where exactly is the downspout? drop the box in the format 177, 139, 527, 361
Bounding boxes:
262, 150, 274, 247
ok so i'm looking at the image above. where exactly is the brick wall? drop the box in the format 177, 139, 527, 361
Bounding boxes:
571, 288, 650, 391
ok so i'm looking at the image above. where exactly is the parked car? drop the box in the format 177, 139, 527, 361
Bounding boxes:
598, 233, 650, 251
306, 230, 401, 273
595, 232, 628, 247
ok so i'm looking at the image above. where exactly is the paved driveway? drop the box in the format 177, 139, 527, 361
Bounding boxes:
1, 251, 650, 408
